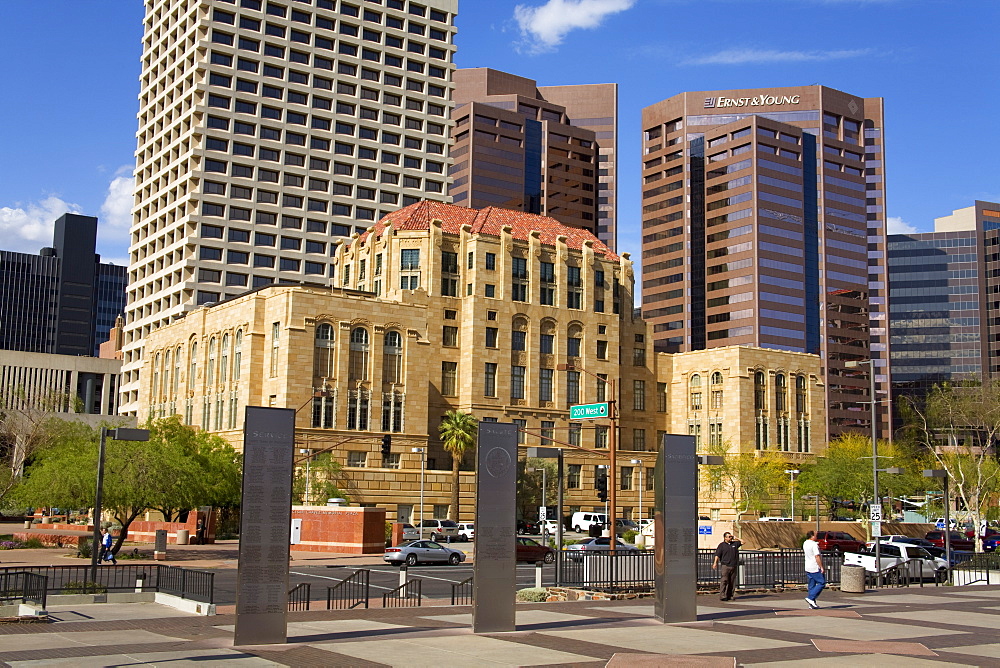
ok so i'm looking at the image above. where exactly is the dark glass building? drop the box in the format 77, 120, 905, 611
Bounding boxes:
888, 201, 1000, 406
0, 214, 126, 356
640, 86, 890, 439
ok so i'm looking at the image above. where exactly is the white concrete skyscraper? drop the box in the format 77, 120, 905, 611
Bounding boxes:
120, 0, 458, 414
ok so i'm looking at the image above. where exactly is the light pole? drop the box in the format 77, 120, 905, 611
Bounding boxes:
785, 469, 799, 520
924, 469, 951, 574
299, 448, 313, 504
412, 447, 426, 539
631, 459, 643, 525
528, 466, 547, 543
557, 363, 617, 551
92, 427, 149, 584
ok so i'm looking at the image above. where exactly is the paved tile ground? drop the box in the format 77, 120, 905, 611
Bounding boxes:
0, 586, 998, 666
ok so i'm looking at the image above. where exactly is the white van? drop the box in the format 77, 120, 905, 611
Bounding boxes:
571, 512, 608, 533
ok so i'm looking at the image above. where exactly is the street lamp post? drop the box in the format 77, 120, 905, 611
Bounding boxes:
299, 448, 313, 504
557, 363, 617, 551
412, 447, 426, 539
631, 459, 644, 525
785, 469, 799, 520
924, 469, 951, 575
528, 466, 548, 543
92, 427, 150, 585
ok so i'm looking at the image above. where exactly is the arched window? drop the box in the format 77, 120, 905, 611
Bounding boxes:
233, 330, 243, 382
173, 346, 182, 394
754, 371, 766, 412
220, 333, 230, 383
188, 341, 198, 390
710, 371, 723, 410
349, 327, 370, 381
383, 330, 402, 384
207, 337, 217, 386
152, 353, 161, 399
511, 316, 528, 352
775, 374, 787, 412
539, 319, 556, 356
163, 350, 171, 398
314, 323, 336, 378
795, 374, 807, 413
689, 374, 702, 411
566, 323, 583, 358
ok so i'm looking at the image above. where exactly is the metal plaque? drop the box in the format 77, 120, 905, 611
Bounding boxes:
234, 407, 295, 646
473, 421, 517, 633
654, 434, 698, 623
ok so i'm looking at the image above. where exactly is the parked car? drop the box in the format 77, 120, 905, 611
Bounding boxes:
924, 530, 975, 551
401, 523, 419, 541
516, 537, 555, 563
383, 540, 467, 566
815, 531, 864, 554
539, 519, 560, 534
757, 516, 793, 522
457, 522, 475, 541
419, 519, 460, 541
570, 512, 608, 533
983, 535, 1000, 553
517, 519, 541, 534
564, 537, 638, 559
843, 543, 947, 579
871, 535, 935, 548
924, 546, 975, 566
615, 519, 638, 533
966, 527, 1000, 540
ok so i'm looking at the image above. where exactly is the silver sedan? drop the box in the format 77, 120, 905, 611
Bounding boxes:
564, 537, 638, 559
384, 540, 467, 566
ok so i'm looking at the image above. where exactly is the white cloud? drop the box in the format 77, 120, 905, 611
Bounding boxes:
101, 167, 135, 230
684, 48, 871, 66
514, 0, 636, 54
0, 195, 82, 253
886, 216, 918, 235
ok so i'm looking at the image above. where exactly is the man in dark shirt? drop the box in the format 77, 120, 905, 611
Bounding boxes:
712, 532, 742, 601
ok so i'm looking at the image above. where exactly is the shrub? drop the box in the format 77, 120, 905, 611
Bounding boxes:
0, 541, 22, 550
622, 530, 638, 544
21, 537, 44, 549
77, 540, 92, 559
515, 587, 548, 602
118, 548, 145, 560
62, 581, 107, 594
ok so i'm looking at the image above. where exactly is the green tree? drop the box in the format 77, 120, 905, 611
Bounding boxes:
14, 417, 241, 553
293, 451, 350, 505
903, 379, 1000, 550
439, 410, 477, 521
703, 441, 786, 538
516, 457, 558, 521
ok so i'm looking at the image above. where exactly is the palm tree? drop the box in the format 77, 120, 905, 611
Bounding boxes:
439, 410, 478, 521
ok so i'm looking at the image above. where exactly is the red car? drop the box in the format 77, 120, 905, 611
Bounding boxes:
516, 537, 555, 563
925, 531, 974, 551
815, 531, 864, 554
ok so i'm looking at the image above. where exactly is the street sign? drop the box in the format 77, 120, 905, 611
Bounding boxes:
569, 402, 609, 420
698, 526, 712, 535
872, 521, 882, 537
538, 506, 547, 521
870, 505, 883, 522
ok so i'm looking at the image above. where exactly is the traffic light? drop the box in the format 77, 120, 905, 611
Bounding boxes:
381, 434, 392, 459
596, 472, 608, 503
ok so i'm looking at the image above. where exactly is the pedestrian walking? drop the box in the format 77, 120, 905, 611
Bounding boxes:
803, 530, 825, 608
101, 527, 117, 565
712, 531, 742, 601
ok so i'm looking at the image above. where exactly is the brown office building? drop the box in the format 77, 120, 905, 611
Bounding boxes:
641, 86, 890, 439
450, 68, 618, 249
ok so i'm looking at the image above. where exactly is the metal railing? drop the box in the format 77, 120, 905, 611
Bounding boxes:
951, 552, 1000, 585
0, 572, 48, 609
288, 583, 311, 611
383, 579, 421, 607
559, 551, 654, 591
327, 569, 370, 610
451, 575, 473, 605
0, 565, 213, 603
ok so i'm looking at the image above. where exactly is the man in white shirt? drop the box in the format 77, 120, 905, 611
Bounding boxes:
803, 530, 824, 608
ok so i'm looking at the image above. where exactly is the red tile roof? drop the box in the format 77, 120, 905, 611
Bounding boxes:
357, 201, 620, 261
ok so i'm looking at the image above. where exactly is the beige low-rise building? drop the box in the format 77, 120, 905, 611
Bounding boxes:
137, 201, 825, 522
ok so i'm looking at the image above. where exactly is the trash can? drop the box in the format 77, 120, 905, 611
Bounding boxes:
176, 529, 190, 545
841, 564, 866, 594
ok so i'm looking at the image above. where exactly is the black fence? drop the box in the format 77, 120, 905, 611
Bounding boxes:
451, 576, 473, 606
327, 569, 370, 610
557, 549, 844, 591
0, 565, 214, 603
952, 552, 1000, 585
383, 579, 421, 608
288, 583, 311, 611
0, 572, 48, 608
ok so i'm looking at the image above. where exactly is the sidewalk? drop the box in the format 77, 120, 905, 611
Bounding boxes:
0, 584, 997, 666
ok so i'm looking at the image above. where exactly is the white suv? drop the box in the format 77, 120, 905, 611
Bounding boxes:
571, 512, 608, 533
457, 522, 475, 541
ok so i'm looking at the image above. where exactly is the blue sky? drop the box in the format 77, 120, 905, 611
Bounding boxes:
1, 0, 997, 267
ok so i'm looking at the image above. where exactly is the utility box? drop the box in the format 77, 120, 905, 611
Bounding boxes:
290, 518, 303, 545
154, 529, 168, 561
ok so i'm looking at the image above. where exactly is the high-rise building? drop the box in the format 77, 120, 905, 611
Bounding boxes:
640, 86, 890, 438
0, 213, 126, 357
888, 201, 1000, 409
450, 68, 618, 248
120, 0, 459, 414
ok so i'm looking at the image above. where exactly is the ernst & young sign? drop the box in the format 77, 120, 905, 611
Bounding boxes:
704, 94, 801, 109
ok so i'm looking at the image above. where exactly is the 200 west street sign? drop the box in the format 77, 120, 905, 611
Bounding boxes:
569, 402, 609, 420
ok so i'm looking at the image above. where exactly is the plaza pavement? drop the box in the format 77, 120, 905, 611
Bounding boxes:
1, 584, 999, 666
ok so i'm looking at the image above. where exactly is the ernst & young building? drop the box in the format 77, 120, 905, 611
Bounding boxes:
640, 85, 890, 439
